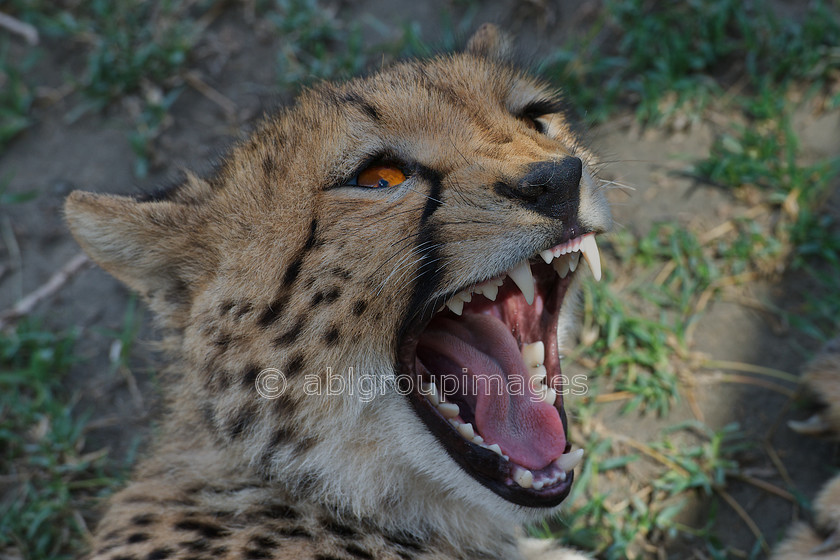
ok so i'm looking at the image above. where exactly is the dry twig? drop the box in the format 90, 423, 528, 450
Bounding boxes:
0, 253, 90, 330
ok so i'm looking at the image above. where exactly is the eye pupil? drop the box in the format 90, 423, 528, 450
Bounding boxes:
377, 178, 390, 188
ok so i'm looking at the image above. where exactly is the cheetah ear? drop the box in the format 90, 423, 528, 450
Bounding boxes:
65, 190, 213, 322
466, 23, 513, 61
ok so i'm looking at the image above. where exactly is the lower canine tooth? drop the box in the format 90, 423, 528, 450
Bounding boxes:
513, 467, 534, 488
554, 448, 584, 472
438, 403, 460, 418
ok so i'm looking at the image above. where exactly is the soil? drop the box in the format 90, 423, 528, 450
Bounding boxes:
0, 1, 837, 557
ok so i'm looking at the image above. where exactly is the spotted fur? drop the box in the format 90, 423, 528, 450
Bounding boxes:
66, 25, 608, 560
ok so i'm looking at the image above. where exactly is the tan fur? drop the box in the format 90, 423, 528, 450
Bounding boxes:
773, 338, 840, 559
66, 27, 607, 560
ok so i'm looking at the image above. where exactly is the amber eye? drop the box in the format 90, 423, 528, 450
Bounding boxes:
355, 164, 407, 188
521, 115, 544, 133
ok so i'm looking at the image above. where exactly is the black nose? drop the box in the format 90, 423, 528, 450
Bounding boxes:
495, 157, 582, 220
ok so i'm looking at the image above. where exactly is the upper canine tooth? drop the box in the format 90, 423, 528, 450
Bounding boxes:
539, 249, 554, 264
507, 260, 535, 305
553, 255, 570, 279
579, 235, 602, 282
521, 341, 545, 368
568, 252, 580, 273
446, 298, 464, 315
554, 448, 584, 472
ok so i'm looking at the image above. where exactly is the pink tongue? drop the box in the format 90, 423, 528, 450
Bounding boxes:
417, 314, 567, 470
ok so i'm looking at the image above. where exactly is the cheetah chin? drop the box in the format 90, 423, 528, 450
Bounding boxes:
400, 232, 600, 508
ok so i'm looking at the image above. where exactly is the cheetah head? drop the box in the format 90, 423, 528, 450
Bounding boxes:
65, 24, 611, 539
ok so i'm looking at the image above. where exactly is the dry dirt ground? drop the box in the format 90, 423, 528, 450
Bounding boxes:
1, 1, 838, 558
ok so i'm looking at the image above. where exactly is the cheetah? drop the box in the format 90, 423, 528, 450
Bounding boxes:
774, 338, 840, 559
65, 25, 610, 560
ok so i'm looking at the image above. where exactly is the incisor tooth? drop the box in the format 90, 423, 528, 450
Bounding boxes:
521, 341, 545, 368
540, 249, 554, 264
457, 423, 475, 440
554, 448, 584, 472
579, 235, 602, 282
507, 260, 535, 305
482, 282, 499, 301
487, 443, 503, 456
553, 255, 570, 279
540, 386, 557, 406
438, 403, 460, 418
446, 298, 464, 316
513, 467, 534, 488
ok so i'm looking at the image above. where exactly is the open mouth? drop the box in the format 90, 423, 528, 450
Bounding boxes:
398, 233, 602, 508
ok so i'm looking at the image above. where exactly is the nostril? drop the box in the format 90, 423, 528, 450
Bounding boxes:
497, 157, 583, 220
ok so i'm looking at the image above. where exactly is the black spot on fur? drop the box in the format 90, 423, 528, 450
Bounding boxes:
200, 403, 216, 429
228, 403, 257, 439
213, 332, 232, 348
311, 291, 324, 306
262, 155, 276, 176
257, 295, 289, 328
385, 533, 425, 552
131, 513, 156, 526
127, 533, 149, 544
235, 302, 253, 318
243, 548, 271, 559
345, 544, 374, 559
209, 369, 232, 392
241, 365, 261, 388
180, 539, 210, 552
283, 257, 304, 287
314, 557, 343, 560
277, 526, 312, 539
324, 520, 357, 538
146, 548, 174, 560
260, 504, 299, 520
173, 519, 230, 539
286, 353, 304, 376
111, 555, 137, 560
323, 326, 340, 346
210, 546, 229, 556
331, 267, 352, 280
323, 286, 341, 304
274, 317, 306, 346
249, 536, 278, 550
352, 300, 367, 316
165, 279, 191, 307
219, 301, 235, 315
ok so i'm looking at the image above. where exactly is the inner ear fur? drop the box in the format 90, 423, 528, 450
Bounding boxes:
65, 190, 215, 322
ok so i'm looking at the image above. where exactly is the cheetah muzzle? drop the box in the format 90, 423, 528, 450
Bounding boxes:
399, 157, 600, 508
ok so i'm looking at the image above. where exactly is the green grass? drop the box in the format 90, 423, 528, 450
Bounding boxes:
540, 0, 840, 122
0, 321, 121, 560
